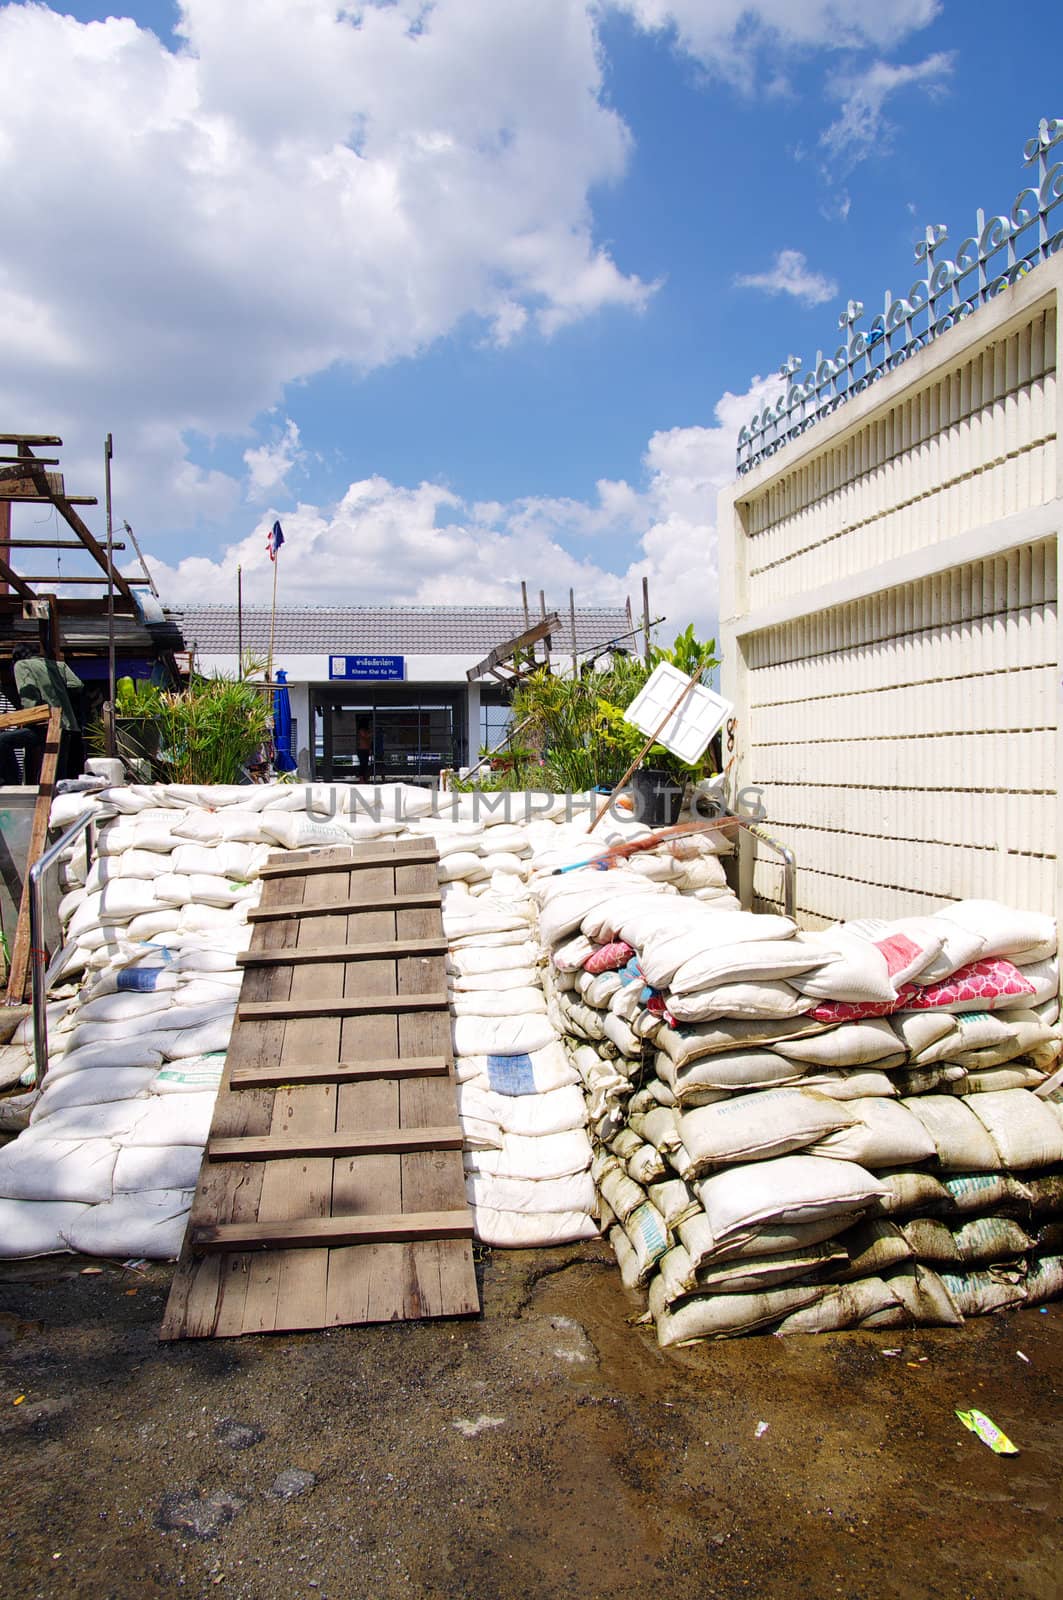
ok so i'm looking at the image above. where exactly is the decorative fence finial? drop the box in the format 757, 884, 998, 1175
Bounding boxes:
736, 116, 1063, 474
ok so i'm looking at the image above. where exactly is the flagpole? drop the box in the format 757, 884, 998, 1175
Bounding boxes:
268, 542, 279, 687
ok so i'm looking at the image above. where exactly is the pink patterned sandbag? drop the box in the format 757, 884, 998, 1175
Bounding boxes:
808, 958, 1036, 1025
583, 940, 636, 975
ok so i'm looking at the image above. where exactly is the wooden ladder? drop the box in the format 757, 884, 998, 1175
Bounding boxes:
160, 838, 479, 1339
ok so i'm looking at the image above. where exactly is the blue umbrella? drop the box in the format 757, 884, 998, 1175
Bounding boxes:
272, 668, 297, 773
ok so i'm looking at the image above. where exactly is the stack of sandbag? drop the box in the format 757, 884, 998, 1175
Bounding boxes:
533, 875, 1063, 1342
416, 803, 603, 1246
0, 781, 455, 1259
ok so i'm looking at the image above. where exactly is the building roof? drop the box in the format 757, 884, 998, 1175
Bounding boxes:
172, 603, 633, 658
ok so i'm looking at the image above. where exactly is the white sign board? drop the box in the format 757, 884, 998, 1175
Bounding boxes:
624, 662, 733, 765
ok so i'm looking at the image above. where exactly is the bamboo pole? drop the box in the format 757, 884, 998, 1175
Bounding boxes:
588, 667, 703, 834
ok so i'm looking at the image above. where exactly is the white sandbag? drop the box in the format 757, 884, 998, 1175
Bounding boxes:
125, 910, 184, 941
638, 911, 797, 990
602, 1011, 641, 1057
449, 988, 547, 1018
669, 937, 827, 995
680, 1089, 856, 1173
550, 934, 598, 971
465, 1170, 595, 1215
651, 1278, 824, 1344
444, 908, 529, 941
171, 946, 245, 974
60, 1188, 193, 1259
668, 979, 810, 1023
170, 809, 272, 845
174, 977, 241, 1006
656, 1015, 827, 1069
903, 1095, 1001, 1170
799, 1068, 898, 1099
790, 930, 899, 1003
166, 1016, 235, 1058
451, 969, 539, 996
471, 1204, 596, 1247
677, 1210, 860, 1271
22, 1099, 149, 1143
112, 1144, 204, 1193
457, 1082, 585, 1138
43, 1039, 168, 1084
254, 813, 355, 850
123, 1093, 217, 1147
646, 1176, 700, 1229
180, 903, 250, 933
938, 899, 1056, 963
76, 990, 175, 1025
696, 1155, 888, 1244
85, 962, 178, 998
660, 1049, 804, 1096
181, 873, 254, 908
152, 873, 193, 907
85, 849, 173, 891
439, 852, 488, 884
30, 1068, 158, 1121
0, 1134, 118, 1203
451, 1015, 556, 1058
152, 1055, 226, 1094
463, 1128, 592, 1181
773, 1018, 905, 1068
965, 1089, 1063, 1169
448, 941, 539, 977
458, 1043, 579, 1096
0, 1197, 90, 1257
809, 1097, 937, 1167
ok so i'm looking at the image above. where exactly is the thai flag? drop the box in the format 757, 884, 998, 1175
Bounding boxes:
266, 520, 285, 561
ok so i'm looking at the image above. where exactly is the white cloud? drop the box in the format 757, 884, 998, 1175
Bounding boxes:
0, 0, 652, 526
609, 1, 941, 86
243, 419, 305, 502
735, 249, 837, 306
820, 51, 955, 170
144, 377, 779, 647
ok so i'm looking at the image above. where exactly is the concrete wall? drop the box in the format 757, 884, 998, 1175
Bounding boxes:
720, 259, 1063, 928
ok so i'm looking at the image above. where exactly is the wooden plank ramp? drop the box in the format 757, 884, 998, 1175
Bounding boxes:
160, 838, 479, 1339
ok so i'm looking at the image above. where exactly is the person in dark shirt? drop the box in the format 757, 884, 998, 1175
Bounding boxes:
0, 642, 85, 784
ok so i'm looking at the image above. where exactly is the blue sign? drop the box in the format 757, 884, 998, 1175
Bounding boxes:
329, 654, 405, 681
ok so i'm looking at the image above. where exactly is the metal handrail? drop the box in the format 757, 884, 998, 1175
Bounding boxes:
692, 804, 797, 920
29, 805, 115, 1092
737, 819, 797, 921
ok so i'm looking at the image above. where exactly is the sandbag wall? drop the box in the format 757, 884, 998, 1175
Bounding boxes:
0, 783, 613, 1260
532, 862, 1063, 1343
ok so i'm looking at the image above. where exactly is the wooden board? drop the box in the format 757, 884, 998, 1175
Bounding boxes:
247, 889, 440, 922
5, 707, 62, 1005
160, 839, 479, 1340
236, 992, 448, 1021
258, 842, 438, 877
229, 1055, 450, 1089
236, 937, 447, 966
207, 1126, 462, 1161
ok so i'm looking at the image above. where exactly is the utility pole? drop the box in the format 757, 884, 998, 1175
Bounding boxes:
104, 434, 116, 757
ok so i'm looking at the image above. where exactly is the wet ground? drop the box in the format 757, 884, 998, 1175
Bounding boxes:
0, 1244, 1060, 1600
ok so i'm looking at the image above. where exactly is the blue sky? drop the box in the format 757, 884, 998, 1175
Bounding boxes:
0, 1, 1058, 638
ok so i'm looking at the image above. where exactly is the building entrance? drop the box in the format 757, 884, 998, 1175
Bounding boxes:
313, 688, 464, 782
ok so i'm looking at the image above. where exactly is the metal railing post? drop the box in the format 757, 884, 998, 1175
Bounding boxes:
28, 806, 115, 1092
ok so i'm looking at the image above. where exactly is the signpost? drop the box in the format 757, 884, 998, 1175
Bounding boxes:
329, 655, 405, 682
